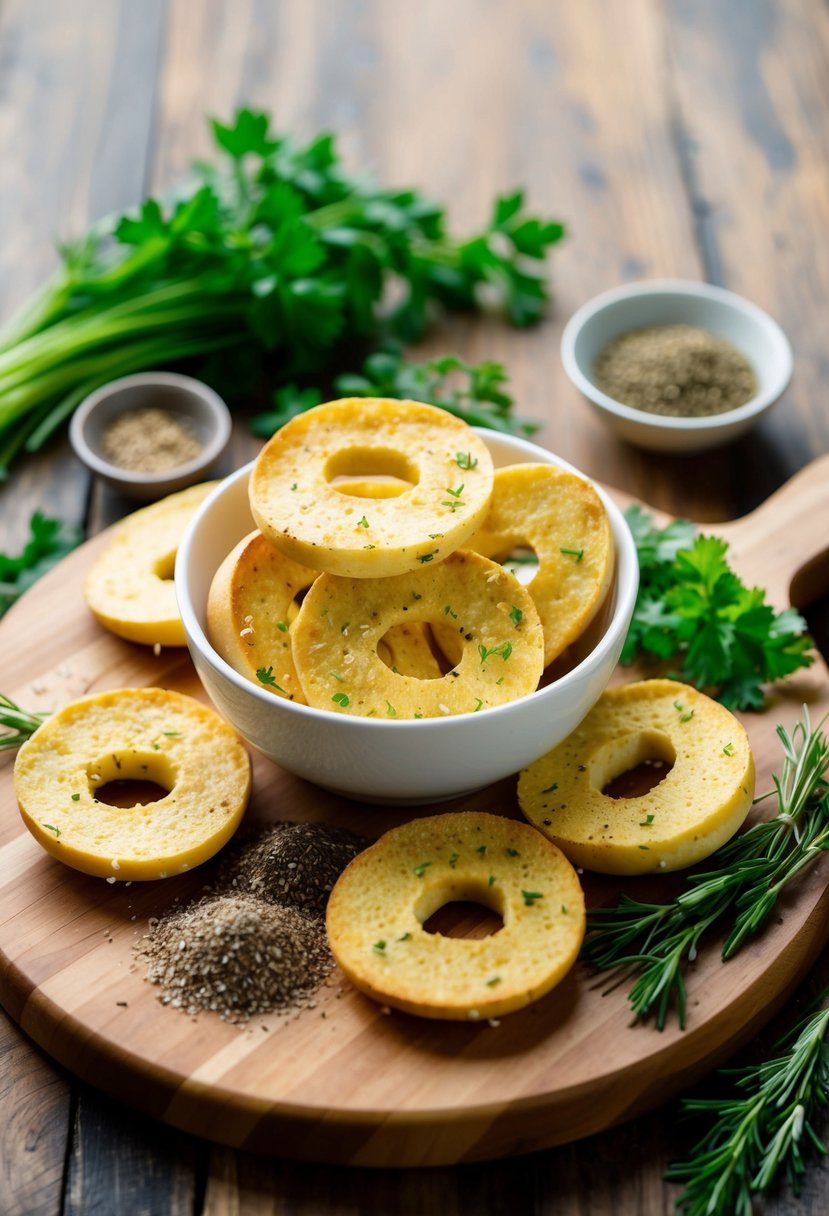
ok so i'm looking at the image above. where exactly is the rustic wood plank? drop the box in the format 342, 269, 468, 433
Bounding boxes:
0, 1009, 70, 1216
63, 1089, 204, 1216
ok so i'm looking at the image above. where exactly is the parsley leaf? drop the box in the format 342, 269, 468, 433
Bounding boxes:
0, 513, 81, 616
622, 507, 813, 710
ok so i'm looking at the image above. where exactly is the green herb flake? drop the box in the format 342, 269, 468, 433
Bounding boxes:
522, 890, 543, 906
560, 547, 584, 562
509, 605, 523, 626
680, 710, 695, 723
413, 861, 432, 877
357, 515, 369, 529
330, 670, 345, 682
397, 932, 412, 942
488, 874, 496, 886
364, 544, 376, 550
638, 844, 650, 851
276, 620, 289, 632
444, 605, 458, 619
373, 940, 386, 954
723, 742, 735, 755
71, 793, 80, 801
541, 783, 558, 794
162, 730, 182, 737
256, 666, 288, 693
473, 698, 483, 712
640, 814, 655, 826
449, 851, 460, 868
506, 847, 520, 858
561, 905, 568, 914
478, 641, 513, 666
455, 452, 478, 470
417, 552, 436, 563
446, 483, 464, 498
290, 483, 298, 492
386, 701, 397, 718
477, 845, 487, 855
42, 823, 61, 838
331, 692, 350, 707
486, 975, 502, 987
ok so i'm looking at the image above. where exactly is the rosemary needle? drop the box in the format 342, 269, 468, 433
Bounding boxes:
582, 710, 829, 1030
667, 996, 829, 1215
0, 693, 48, 750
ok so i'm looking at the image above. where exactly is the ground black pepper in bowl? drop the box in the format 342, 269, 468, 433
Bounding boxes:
594, 324, 757, 417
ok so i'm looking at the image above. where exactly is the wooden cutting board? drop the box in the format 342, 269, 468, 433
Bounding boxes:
1, 457, 828, 1167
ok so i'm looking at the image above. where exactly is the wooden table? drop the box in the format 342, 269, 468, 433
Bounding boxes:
2, 1, 828, 1211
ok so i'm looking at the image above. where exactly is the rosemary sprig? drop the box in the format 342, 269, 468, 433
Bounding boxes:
0, 693, 48, 750
667, 995, 829, 1215
582, 711, 829, 1029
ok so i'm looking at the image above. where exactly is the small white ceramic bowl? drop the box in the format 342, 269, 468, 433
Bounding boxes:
176, 431, 638, 804
70, 371, 232, 500
560, 279, 793, 453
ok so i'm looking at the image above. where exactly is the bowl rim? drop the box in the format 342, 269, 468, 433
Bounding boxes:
175, 428, 640, 731
69, 370, 232, 486
560, 278, 793, 433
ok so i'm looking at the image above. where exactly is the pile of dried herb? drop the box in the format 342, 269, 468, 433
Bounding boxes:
140, 821, 365, 1022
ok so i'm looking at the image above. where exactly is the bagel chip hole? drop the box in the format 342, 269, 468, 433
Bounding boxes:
418, 881, 505, 939
499, 544, 539, 587
377, 621, 462, 679
88, 751, 175, 808
151, 550, 177, 582
325, 446, 419, 498
592, 730, 676, 799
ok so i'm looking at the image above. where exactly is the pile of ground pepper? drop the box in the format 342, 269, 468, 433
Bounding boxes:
101, 406, 203, 472
138, 822, 365, 1022
594, 324, 757, 417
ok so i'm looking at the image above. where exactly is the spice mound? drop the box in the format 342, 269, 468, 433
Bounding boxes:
217, 822, 366, 913
101, 406, 203, 473
141, 894, 331, 1021
594, 324, 757, 417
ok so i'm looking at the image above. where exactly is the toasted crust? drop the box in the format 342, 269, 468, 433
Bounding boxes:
84, 482, 216, 646
291, 550, 544, 718
207, 530, 317, 703
14, 687, 251, 881
249, 398, 494, 578
326, 811, 585, 1020
518, 679, 755, 875
466, 464, 614, 665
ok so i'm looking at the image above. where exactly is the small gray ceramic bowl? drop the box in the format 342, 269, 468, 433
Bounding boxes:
69, 371, 232, 500
560, 279, 793, 453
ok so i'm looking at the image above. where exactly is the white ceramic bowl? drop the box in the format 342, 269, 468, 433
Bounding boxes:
560, 279, 793, 453
176, 431, 638, 804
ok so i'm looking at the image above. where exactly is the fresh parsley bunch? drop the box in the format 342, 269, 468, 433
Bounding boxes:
0, 513, 81, 617
251, 347, 534, 437
0, 108, 564, 476
622, 505, 813, 710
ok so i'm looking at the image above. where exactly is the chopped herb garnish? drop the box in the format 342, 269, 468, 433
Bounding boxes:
256, 666, 288, 693
506, 847, 520, 857
488, 874, 496, 886
446, 483, 464, 498
364, 544, 376, 549
723, 742, 735, 755
162, 730, 182, 737
473, 698, 483, 712
386, 701, 397, 718
509, 605, 523, 626
478, 641, 513, 666
486, 975, 502, 987
444, 605, 458, 619
413, 861, 432, 877
276, 620, 289, 632
42, 823, 61, 837
680, 710, 695, 723
331, 692, 350, 707
397, 932, 412, 942
373, 940, 386, 954
71, 793, 80, 801
477, 844, 487, 855
640, 814, 655, 826
638, 844, 650, 851
290, 483, 298, 491
449, 851, 460, 868
455, 452, 478, 470
330, 670, 345, 682
560, 546, 584, 562
417, 552, 436, 563
522, 890, 543, 906
541, 783, 558, 794
357, 515, 369, 528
